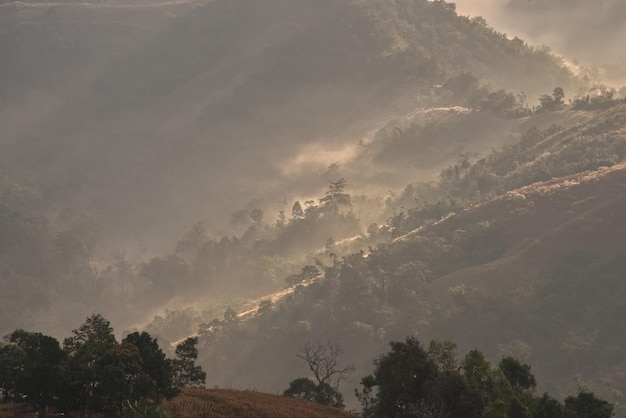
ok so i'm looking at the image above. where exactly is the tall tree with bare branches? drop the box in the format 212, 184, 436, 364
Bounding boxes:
284, 341, 354, 408
297, 341, 355, 388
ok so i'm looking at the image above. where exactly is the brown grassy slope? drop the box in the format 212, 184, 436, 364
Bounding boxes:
163, 388, 358, 418
408, 159, 626, 297
0, 389, 357, 418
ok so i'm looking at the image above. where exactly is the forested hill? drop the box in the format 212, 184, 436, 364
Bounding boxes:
5, 0, 626, 414
189, 100, 626, 414
0, 0, 577, 245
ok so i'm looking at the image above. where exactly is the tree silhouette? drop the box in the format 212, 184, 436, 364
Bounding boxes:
320, 179, 351, 213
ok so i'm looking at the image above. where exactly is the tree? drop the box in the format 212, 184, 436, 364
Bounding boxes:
296, 341, 355, 389
140, 255, 190, 290
62, 315, 178, 415
291, 201, 304, 219
534, 393, 566, 418
537, 87, 565, 112
315, 381, 345, 408
173, 337, 206, 388
357, 337, 614, 418
0, 342, 23, 402
122, 331, 179, 401
62, 314, 120, 414
92, 342, 143, 415
371, 337, 438, 417
223, 307, 238, 324
258, 298, 274, 315
249, 208, 264, 223
230, 208, 249, 226
460, 350, 499, 401
276, 210, 286, 227
509, 397, 531, 418
355, 375, 378, 418
1, 330, 66, 416
284, 378, 344, 408
286, 265, 321, 286
552, 87, 565, 104
428, 371, 483, 418
564, 391, 614, 418
428, 339, 458, 372
63, 313, 117, 358
285, 341, 354, 409
498, 356, 536, 392
319, 178, 351, 213
0, 318, 186, 417
284, 377, 317, 400
175, 222, 207, 255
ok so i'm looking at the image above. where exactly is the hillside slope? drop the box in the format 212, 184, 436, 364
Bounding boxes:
0, 0, 579, 247
186, 102, 626, 412
163, 388, 357, 418
0, 388, 357, 418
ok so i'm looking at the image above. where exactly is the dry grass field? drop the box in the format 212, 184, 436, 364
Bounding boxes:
0, 388, 358, 417
163, 388, 359, 418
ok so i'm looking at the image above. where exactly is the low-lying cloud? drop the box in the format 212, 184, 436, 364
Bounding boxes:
453, 0, 626, 64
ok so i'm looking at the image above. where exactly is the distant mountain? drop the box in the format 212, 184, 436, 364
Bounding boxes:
5, 1, 625, 411
0, 0, 579, 247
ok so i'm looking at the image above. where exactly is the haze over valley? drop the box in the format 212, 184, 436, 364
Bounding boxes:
1, 0, 626, 416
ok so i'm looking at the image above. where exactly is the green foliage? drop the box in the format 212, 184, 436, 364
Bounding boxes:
534, 393, 567, 418
0, 330, 66, 414
461, 349, 514, 409
442, 72, 531, 118
347, 0, 575, 91
62, 314, 121, 413
126, 400, 166, 418
188, 99, 626, 403
283, 377, 318, 401
2, 0, 624, 409
354, 375, 378, 418
0, 315, 182, 416
499, 357, 536, 392
428, 339, 458, 372
122, 332, 180, 400
286, 265, 322, 286
314, 382, 345, 409
371, 337, 437, 417
173, 337, 206, 389
357, 337, 613, 418
564, 391, 615, 418
537, 87, 566, 112
283, 378, 345, 409
572, 86, 620, 111
390, 104, 626, 238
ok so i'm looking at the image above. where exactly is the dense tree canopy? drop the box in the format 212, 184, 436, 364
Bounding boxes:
356, 337, 614, 418
0, 314, 204, 417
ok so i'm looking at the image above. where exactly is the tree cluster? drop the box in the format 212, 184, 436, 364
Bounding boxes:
0, 314, 205, 417
356, 337, 613, 418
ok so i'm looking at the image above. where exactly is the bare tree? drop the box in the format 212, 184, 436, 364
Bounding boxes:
296, 341, 355, 389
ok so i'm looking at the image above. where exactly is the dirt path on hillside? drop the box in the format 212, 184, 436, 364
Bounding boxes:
170, 279, 314, 347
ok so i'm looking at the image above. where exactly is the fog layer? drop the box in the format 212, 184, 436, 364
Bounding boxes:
454, 0, 626, 67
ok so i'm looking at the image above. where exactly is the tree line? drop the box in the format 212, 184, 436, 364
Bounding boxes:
0, 314, 205, 417
285, 337, 614, 418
